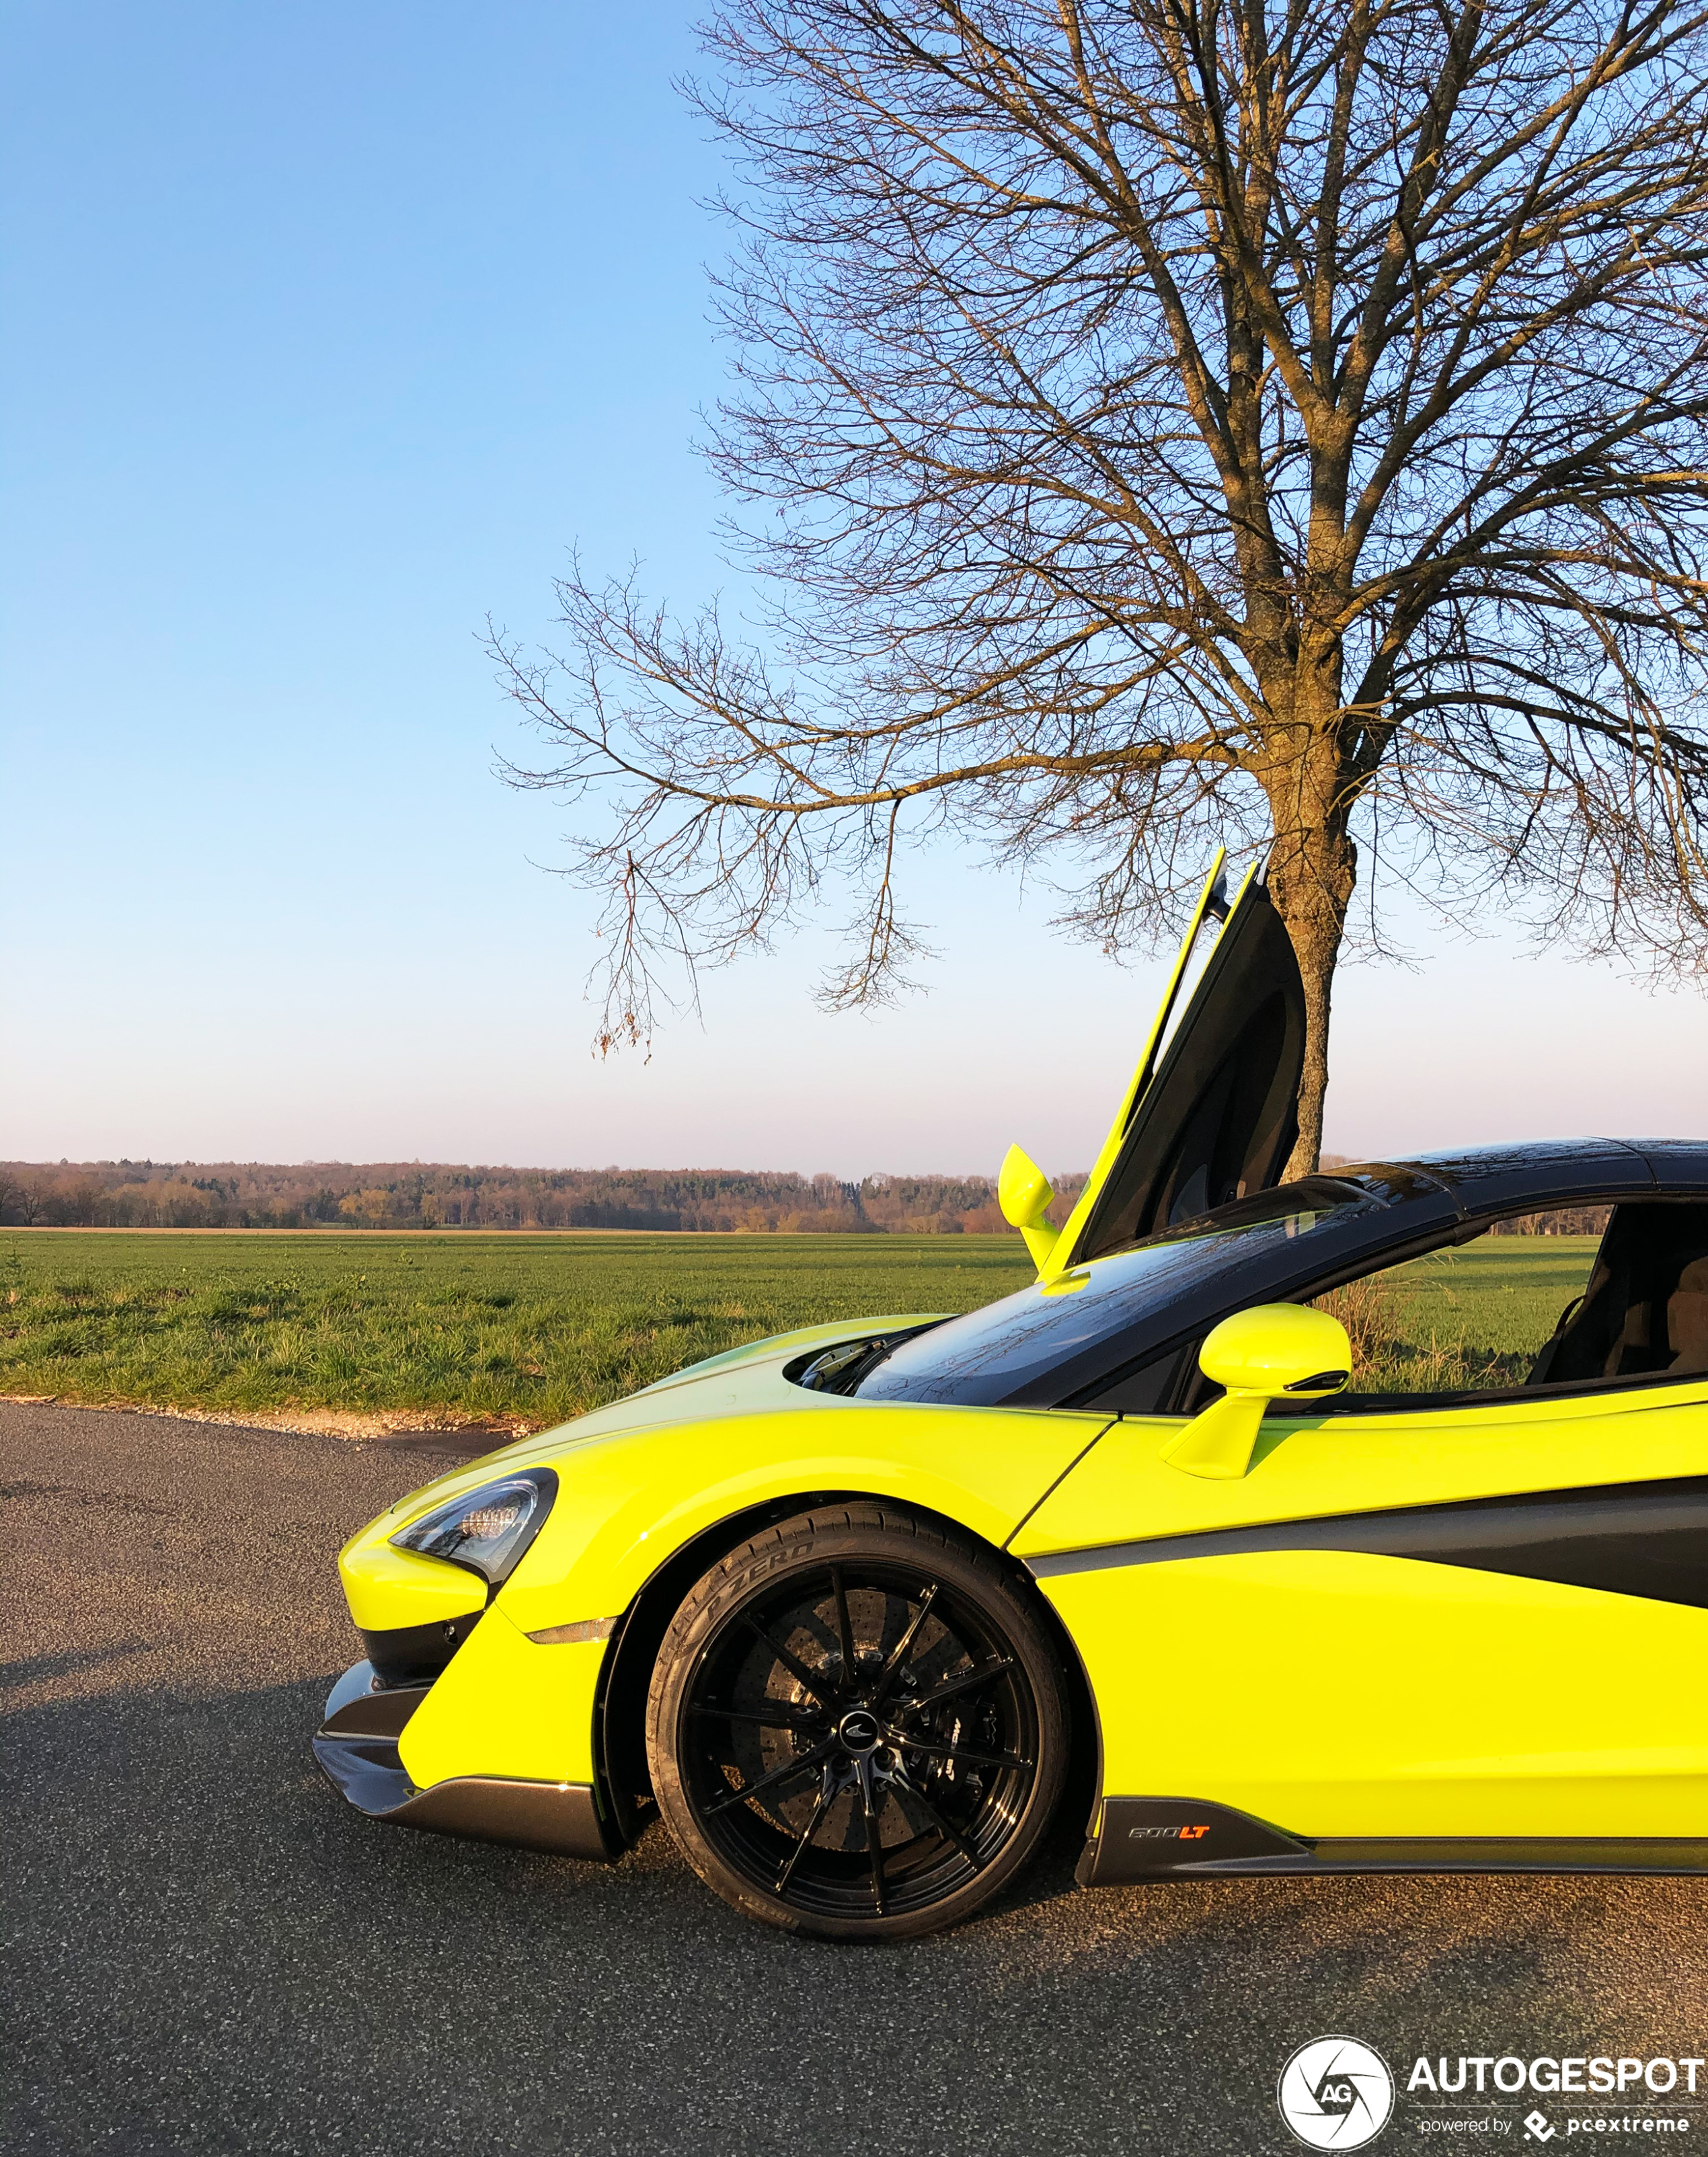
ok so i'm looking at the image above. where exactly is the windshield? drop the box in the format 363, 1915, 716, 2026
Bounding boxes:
855, 1179, 1384, 1407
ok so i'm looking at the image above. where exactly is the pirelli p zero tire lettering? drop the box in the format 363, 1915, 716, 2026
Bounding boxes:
645, 1503, 1070, 1940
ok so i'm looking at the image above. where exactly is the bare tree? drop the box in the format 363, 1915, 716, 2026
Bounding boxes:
13, 1177, 51, 1228
495, 0, 1708, 1169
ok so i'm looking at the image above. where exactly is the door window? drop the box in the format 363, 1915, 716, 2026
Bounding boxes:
1319, 1201, 1708, 1401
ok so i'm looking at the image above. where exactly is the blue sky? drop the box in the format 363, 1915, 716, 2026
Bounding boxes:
3, 0, 1704, 1179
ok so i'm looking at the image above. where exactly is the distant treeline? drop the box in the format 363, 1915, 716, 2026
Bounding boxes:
1486, 1207, 1613, 1235
0, 1159, 1615, 1239
0, 1159, 1089, 1236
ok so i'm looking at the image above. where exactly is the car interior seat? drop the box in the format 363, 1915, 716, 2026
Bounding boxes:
1528, 1204, 1708, 1385
1668, 1255, 1708, 1375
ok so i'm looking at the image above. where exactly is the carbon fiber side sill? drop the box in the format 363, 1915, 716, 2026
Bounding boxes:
1078, 1797, 1308, 1883
1305, 1837, 1708, 1873
1079, 1797, 1708, 1884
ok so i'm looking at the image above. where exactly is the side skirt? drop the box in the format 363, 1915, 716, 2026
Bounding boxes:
1079, 1797, 1708, 1885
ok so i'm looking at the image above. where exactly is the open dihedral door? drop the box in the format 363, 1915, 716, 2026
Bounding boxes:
1038, 854, 1307, 1278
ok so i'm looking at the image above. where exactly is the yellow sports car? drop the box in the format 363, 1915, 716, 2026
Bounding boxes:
317, 858, 1708, 1938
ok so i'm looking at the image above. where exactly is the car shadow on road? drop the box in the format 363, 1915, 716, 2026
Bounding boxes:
0, 1641, 153, 1695
10, 1672, 1708, 2157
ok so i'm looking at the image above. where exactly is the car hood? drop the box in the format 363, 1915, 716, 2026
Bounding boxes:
377, 1312, 947, 1521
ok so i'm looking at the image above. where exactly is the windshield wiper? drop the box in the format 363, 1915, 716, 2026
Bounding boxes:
791, 1321, 950, 1396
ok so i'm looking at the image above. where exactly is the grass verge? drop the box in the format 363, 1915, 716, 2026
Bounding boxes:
0, 1232, 1036, 1434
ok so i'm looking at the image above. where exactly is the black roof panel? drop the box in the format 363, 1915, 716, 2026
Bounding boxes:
1634, 1141, 1708, 1195
1340, 1139, 1653, 1216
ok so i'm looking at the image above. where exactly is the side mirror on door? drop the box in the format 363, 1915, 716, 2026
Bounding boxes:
999, 1144, 1061, 1274
1160, 1304, 1351, 1481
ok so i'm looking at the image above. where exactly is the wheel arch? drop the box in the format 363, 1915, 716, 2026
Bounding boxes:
593, 1487, 1097, 1854
596, 1489, 868, 1848
1029, 1573, 1101, 1860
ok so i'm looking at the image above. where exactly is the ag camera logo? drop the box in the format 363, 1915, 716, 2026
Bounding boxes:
1278, 2037, 1395, 2149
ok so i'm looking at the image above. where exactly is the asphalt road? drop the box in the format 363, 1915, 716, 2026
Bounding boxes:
8, 1401, 1708, 2157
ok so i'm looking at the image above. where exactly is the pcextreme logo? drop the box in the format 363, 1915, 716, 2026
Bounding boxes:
1278, 2037, 1396, 2151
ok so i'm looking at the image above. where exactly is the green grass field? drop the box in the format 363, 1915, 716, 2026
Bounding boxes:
0, 1228, 1602, 1432
0, 1232, 1038, 1430
1325, 1236, 1599, 1393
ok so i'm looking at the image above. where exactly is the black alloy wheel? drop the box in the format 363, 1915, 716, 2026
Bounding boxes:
646, 1505, 1069, 1939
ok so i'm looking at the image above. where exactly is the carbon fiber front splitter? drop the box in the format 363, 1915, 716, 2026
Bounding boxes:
313, 1659, 615, 1862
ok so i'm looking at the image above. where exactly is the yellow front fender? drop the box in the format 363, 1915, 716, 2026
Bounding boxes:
492, 1403, 1110, 1637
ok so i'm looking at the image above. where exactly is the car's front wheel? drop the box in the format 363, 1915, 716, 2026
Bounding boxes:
645, 1503, 1069, 1940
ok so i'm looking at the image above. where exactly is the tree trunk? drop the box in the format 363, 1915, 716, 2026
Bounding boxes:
1257, 725, 1359, 1180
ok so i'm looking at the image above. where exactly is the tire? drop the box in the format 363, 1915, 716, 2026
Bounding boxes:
645, 1503, 1069, 1940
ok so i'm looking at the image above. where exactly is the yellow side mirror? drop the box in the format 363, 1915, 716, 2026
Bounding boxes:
999, 1144, 1060, 1273
1160, 1304, 1351, 1481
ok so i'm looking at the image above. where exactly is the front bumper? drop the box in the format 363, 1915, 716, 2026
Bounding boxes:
313, 1659, 615, 1861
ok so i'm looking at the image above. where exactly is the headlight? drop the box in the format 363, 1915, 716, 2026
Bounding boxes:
389, 1468, 557, 1590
